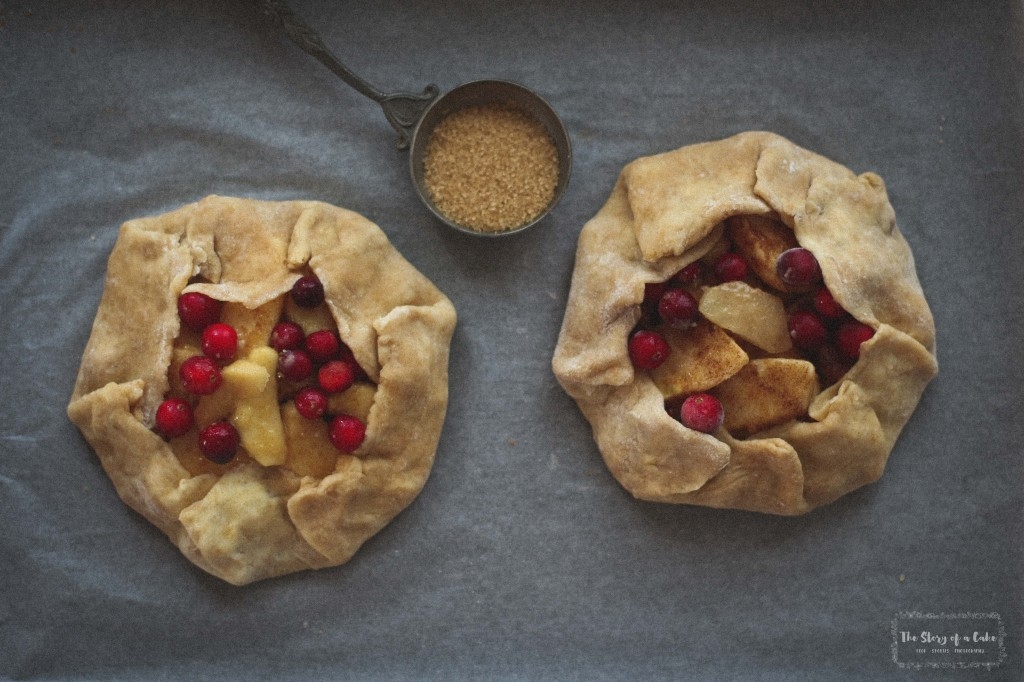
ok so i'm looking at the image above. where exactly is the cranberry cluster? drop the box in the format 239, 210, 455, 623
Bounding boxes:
628, 245, 875, 434
153, 274, 367, 463
267, 275, 367, 453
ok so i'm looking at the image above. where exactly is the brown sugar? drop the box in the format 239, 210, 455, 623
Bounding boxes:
422, 103, 560, 233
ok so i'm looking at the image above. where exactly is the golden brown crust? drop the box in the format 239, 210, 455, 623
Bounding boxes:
552, 132, 937, 515
68, 196, 457, 584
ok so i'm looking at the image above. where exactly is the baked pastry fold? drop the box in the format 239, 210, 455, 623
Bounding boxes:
69, 196, 456, 584
553, 132, 937, 515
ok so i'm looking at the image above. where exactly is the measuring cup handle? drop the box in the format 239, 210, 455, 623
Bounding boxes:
260, 0, 439, 149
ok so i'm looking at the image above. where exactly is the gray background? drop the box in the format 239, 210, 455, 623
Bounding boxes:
2, 0, 1022, 679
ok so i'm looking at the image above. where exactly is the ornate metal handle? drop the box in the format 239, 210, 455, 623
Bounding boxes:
260, 0, 439, 149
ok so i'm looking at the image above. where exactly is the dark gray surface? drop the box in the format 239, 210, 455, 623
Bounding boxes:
2, 1, 1022, 679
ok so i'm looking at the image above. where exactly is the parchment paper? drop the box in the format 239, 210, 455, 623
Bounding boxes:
1, 0, 1022, 679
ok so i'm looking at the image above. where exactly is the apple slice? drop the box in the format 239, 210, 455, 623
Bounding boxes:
221, 296, 286, 357
284, 296, 336, 335
726, 214, 807, 293
711, 358, 820, 436
194, 353, 269, 428
649, 321, 749, 399
229, 346, 287, 466
281, 402, 340, 478
169, 431, 232, 476
327, 381, 376, 422
698, 281, 793, 354
194, 383, 236, 428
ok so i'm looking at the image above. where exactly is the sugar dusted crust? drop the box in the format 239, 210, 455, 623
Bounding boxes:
68, 196, 457, 584
552, 132, 937, 515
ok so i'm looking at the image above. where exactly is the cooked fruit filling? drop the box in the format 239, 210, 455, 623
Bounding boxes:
154, 272, 375, 477
629, 214, 875, 437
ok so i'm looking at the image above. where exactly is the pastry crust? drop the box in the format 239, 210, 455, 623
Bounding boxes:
68, 196, 457, 584
552, 132, 937, 515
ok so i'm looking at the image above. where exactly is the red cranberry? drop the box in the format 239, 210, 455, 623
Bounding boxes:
294, 387, 328, 420
201, 323, 238, 363
277, 349, 314, 382
179, 355, 222, 395
198, 421, 239, 464
776, 248, 822, 288
787, 310, 828, 350
672, 261, 704, 286
658, 288, 700, 328
328, 414, 366, 452
154, 398, 194, 439
812, 287, 845, 319
680, 393, 724, 433
269, 322, 305, 351
713, 252, 749, 282
305, 330, 341, 362
177, 292, 221, 332
836, 320, 875, 360
628, 330, 671, 370
318, 360, 356, 394
291, 275, 325, 308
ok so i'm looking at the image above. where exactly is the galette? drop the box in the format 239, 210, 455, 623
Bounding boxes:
552, 132, 937, 514
69, 196, 457, 584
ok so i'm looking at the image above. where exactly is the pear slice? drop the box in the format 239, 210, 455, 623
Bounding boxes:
649, 321, 749, 399
711, 358, 820, 436
698, 281, 793, 354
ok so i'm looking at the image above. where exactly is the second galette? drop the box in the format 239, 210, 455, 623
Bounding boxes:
552, 132, 937, 515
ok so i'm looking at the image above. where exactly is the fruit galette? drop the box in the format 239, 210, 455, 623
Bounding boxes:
68, 196, 457, 584
552, 132, 937, 515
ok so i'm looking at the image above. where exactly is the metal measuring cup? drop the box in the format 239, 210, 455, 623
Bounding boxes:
261, 0, 572, 236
